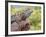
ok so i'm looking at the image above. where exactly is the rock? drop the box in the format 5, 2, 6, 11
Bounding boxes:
11, 22, 21, 31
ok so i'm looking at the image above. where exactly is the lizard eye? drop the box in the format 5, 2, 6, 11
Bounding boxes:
25, 23, 29, 26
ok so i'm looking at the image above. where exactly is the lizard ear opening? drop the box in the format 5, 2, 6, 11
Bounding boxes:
21, 15, 26, 20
